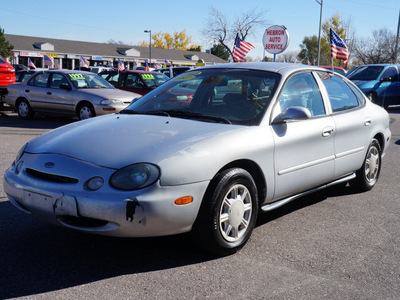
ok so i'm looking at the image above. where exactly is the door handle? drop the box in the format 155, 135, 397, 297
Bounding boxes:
322, 127, 334, 137
25, 89, 30, 93
47, 92, 52, 95
364, 118, 372, 126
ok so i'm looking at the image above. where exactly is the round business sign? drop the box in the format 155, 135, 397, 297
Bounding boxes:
263, 25, 289, 55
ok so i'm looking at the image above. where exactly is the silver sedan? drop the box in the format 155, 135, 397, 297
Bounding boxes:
3, 63, 391, 255
4, 70, 140, 120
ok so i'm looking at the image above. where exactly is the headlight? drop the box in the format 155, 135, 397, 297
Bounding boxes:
15, 143, 28, 163
110, 163, 160, 190
100, 99, 124, 105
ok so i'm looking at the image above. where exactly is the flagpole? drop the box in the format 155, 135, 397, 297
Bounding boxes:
316, 0, 323, 66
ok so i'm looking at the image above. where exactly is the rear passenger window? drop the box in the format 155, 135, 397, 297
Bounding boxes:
316, 72, 360, 112
28, 73, 50, 88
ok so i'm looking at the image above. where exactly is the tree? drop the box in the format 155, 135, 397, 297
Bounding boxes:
276, 50, 300, 63
138, 30, 194, 50
353, 28, 399, 64
210, 43, 230, 60
202, 7, 268, 61
107, 39, 129, 45
0, 27, 14, 59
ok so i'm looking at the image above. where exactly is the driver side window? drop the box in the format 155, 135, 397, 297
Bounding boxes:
278, 72, 326, 117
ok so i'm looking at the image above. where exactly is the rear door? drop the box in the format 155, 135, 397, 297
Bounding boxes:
25, 72, 51, 111
316, 72, 371, 178
271, 71, 335, 200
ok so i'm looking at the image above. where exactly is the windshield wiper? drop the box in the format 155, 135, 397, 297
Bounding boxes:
163, 110, 231, 124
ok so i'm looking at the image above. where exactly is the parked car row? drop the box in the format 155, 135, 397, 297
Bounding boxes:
3, 62, 391, 255
4, 70, 140, 120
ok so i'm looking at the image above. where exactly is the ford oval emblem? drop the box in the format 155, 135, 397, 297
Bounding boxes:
44, 162, 55, 168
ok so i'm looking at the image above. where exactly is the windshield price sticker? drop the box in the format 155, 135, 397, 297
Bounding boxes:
141, 74, 155, 80
69, 73, 85, 80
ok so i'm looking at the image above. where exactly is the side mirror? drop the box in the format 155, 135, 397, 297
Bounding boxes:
272, 106, 311, 124
59, 83, 72, 91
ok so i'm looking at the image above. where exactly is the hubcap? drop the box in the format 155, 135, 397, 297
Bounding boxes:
80, 106, 92, 119
219, 184, 252, 242
19, 102, 29, 117
365, 145, 380, 183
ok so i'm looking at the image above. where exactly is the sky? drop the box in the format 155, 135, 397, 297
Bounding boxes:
1, 0, 399, 61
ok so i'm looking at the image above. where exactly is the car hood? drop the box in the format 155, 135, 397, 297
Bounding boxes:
76, 88, 140, 100
26, 114, 243, 169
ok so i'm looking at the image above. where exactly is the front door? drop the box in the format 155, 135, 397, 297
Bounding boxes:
271, 72, 335, 200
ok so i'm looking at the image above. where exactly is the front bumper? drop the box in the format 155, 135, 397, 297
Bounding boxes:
3, 153, 209, 237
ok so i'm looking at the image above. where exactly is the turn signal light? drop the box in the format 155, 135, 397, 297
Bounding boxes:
103, 107, 116, 111
174, 196, 193, 205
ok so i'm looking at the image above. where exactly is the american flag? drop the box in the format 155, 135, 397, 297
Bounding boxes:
79, 56, 89, 68
118, 58, 125, 71
164, 59, 171, 66
57, 59, 62, 70
43, 54, 53, 67
232, 33, 254, 62
28, 58, 36, 69
330, 28, 348, 66
144, 60, 149, 71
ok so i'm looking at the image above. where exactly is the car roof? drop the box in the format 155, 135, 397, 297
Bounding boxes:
195, 62, 328, 77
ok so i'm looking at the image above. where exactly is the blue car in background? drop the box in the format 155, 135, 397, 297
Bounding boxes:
346, 64, 400, 108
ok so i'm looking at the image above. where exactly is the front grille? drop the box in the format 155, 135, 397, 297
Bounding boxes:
26, 168, 79, 184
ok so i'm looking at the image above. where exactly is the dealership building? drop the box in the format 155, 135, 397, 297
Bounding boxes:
5, 34, 226, 70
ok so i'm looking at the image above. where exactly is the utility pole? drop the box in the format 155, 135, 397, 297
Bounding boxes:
395, 9, 400, 63
316, 0, 323, 66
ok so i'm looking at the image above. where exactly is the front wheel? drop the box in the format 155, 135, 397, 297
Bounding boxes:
77, 102, 95, 120
350, 138, 381, 191
192, 168, 258, 256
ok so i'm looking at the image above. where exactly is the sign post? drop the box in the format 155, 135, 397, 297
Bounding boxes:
263, 25, 289, 61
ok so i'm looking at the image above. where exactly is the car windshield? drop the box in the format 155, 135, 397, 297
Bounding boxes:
67, 72, 114, 89
347, 66, 385, 81
122, 68, 280, 125
0, 56, 6, 63
140, 73, 169, 88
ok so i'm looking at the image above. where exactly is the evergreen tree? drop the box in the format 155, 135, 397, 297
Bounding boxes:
0, 27, 14, 59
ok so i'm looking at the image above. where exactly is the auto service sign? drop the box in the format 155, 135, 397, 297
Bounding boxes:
263, 25, 289, 54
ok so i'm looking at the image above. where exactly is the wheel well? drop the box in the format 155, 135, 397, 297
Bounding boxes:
373, 133, 385, 152
16, 97, 28, 106
75, 100, 94, 114
216, 160, 267, 208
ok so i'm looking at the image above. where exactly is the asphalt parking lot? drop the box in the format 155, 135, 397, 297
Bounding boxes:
1, 109, 400, 300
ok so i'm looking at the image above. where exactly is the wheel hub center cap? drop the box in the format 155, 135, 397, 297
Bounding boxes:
229, 201, 245, 227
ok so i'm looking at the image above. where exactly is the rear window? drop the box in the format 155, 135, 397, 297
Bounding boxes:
317, 72, 360, 112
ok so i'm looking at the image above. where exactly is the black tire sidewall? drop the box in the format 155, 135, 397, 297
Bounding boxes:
17, 99, 33, 119
354, 138, 382, 191
77, 103, 95, 120
195, 168, 258, 255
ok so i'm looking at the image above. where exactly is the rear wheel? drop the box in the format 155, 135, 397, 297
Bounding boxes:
350, 138, 381, 191
192, 168, 258, 256
77, 102, 95, 120
17, 99, 34, 119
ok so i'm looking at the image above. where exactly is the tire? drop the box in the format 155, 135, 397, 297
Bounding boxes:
192, 168, 258, 256
350, 138, 381, 192
77, 102, 95, 120
17, 99, 34, 119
